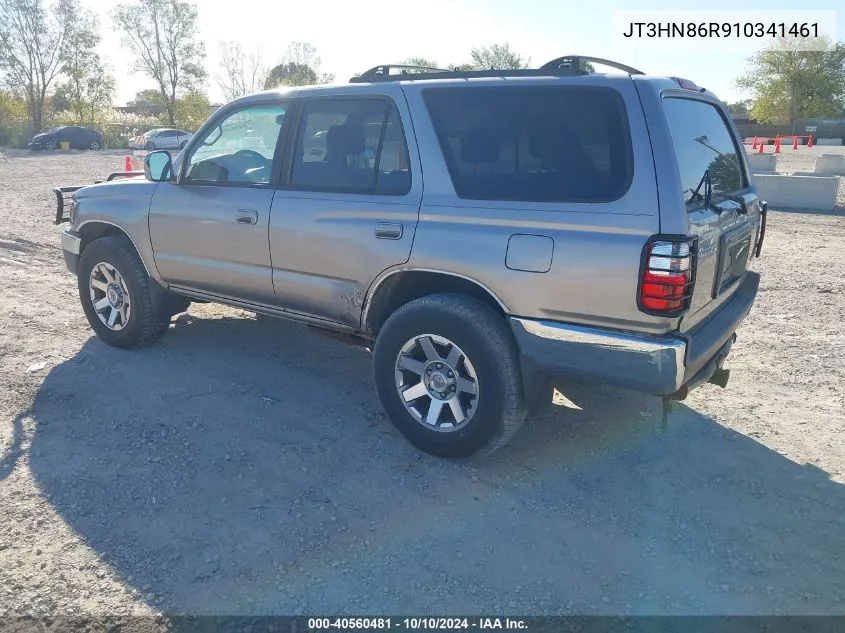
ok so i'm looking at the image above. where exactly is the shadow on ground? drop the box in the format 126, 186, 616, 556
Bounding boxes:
9, 313, 845, 615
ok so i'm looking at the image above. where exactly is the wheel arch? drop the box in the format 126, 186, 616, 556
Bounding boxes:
362, 268, 510, 336
77, 220, 155, 279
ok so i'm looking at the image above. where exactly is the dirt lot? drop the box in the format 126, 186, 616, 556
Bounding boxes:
0, 149, 844, 620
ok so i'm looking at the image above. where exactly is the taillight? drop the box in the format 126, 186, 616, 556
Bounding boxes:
638, 237, 696, 316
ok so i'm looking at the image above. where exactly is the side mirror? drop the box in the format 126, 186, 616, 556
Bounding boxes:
144, 150, 173, 182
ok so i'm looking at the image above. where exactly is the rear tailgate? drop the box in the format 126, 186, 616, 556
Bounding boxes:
659, 94, 763, 332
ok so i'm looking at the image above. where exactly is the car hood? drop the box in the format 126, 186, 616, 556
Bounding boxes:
30, 133, 51, 141
74, 177, 157, 202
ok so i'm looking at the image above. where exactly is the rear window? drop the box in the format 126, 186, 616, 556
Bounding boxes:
663, 98, 745, 208
423, 86, 632, 203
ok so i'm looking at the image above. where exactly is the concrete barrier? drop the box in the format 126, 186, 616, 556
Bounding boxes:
747, 153, 777, 172
752, 173, 840, 211
816, 138, 843, 146
814, 154, 845, 176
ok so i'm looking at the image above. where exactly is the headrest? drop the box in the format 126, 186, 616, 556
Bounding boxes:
459, 126, 500, 164
326, 125, 365, 156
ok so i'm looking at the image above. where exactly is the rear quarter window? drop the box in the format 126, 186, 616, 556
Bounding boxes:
422, 86, 633, 203
662, 98, 746, 208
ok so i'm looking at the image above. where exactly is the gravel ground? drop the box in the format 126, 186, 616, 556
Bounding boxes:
0, 149, 844, 621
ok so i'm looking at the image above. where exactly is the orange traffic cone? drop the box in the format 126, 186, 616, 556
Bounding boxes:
807, 135, 813, 148
758, 140, 764, 154
793, 136, 799, 150
774, 136, 781, 153
124, 155, 132, 171
752, 136, 758, 149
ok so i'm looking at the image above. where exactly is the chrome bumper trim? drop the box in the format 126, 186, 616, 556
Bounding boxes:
510, 317, 687, 395
60, 228, 82, 255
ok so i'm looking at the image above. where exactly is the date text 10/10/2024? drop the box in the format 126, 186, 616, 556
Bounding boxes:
307, 618, 528, 630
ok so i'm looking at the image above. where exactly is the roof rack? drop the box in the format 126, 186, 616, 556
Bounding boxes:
349, 55, 645, 83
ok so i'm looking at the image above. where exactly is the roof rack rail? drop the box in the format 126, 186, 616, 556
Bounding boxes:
539, 56, 644, 76
349, 55, 645, 83
352, 64, 452, 82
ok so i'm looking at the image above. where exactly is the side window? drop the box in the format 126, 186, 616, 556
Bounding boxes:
290, 98, 411, 195
423, 86, 632, 203
663, 98, 745, 208
183, 102, 287, 185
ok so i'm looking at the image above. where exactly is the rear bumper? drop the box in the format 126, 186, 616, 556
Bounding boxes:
510, 271, 760, 396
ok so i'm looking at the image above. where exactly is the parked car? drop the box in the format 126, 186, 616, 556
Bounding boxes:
55, 55, 766, 458
29, 126, 104, 151
129, 128, 193, 151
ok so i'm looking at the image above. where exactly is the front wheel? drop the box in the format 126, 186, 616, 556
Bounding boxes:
373, 294, 526, 458
145, 141, 156, 151
90, 140, 102, 150
77, 236, 169, 348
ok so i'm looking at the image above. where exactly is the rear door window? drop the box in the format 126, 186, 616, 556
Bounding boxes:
422, 86, 632, 203
663, 98, 745, 208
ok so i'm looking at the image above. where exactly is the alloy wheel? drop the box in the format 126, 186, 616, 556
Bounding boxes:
89, 262, 131, 331
394, 334, 479, 431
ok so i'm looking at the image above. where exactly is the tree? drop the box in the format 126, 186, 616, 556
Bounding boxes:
173, 90, 210, 130
736, 37, 845, 126
0, 0, 78, 133
401, 57, 442, 69
128, 88, 165, 106
56, 4, 114, 123
264, 41, 333, 89
725, 99, 753, 118
112, 0, 207, 125
217, 41, 266, 102
468, 43, 527, 70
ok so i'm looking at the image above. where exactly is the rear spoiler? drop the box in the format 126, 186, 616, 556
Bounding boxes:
53, 171, 143, 225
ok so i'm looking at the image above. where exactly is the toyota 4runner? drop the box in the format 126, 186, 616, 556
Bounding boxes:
55, 56, 765, 458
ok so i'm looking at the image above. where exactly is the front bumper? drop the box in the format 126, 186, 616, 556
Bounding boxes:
510, 271, 760, 397
61, 228, 82, 275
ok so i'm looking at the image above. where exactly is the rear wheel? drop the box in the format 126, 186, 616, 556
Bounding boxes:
89, 140, 102, 150
179, 140, 188, 149
373, 294, 526, 458
78, 236, 169, 348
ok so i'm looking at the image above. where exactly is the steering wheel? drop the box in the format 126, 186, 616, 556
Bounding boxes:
234, 149, 267, 164
232, 149, 270, 182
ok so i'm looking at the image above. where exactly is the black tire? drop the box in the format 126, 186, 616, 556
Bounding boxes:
179, 140, 188, 149
145, 141, 156, 151
45, 140, 56, 151
373, 294, 526, 458
77, 236, 169, 348
89, 140, 102, 150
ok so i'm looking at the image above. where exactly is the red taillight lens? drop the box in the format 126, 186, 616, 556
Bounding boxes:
639, 239, 695, 315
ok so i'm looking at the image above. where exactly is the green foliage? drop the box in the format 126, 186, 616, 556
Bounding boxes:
401, 57, 442, 69
264, 62, 317, 89
264, 41, 334, 89
128, 89, 166, 106
737, 36, 845, 124
56, 4, 115, 125
112, 0, 206, 124
173, 91, 211, 131
0, 0, 81, 132
468, 43, 527, 70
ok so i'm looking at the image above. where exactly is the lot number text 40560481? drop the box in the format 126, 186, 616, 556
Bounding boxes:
306, 618, 529, 631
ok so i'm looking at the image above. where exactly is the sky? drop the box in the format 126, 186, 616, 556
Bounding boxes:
84, 0, 844, 106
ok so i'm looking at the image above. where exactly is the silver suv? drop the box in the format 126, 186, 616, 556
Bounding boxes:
55, 56, 765, 457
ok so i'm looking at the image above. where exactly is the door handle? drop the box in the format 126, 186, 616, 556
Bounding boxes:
375, 222, 403, 239
236, 209, 258, 225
